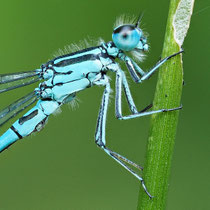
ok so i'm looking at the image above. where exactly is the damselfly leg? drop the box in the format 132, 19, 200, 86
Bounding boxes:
94, 75, 153, 198
121, 50, 184, 83
115, 69, 182, 120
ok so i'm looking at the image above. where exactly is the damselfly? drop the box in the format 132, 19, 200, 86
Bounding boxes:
0, 15, 182, 198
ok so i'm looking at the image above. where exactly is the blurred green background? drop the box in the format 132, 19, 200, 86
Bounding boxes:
0, 0, 209, 209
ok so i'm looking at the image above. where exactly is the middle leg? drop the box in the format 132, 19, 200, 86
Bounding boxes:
120, 70, 153, 115
115, 70, 182, 120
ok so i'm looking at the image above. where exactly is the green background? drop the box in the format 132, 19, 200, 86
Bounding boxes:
0, 0, 209, 209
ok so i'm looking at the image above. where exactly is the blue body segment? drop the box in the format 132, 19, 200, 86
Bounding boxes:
0, 99, 60, 151
0, 129, 19, 151
0, 16, 183, 198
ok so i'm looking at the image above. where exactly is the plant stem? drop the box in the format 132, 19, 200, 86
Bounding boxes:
137, 0, 194, 209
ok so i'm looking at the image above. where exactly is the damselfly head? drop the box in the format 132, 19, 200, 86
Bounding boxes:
112, 24, 148, 52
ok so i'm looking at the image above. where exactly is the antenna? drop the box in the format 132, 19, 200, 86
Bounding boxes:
135, 12, 144, 28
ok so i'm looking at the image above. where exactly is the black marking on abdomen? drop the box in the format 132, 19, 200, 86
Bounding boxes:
19, 109, 39, 125
10, 126, 23, 139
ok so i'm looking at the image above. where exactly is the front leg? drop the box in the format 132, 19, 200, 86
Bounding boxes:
119, 50, 183, 83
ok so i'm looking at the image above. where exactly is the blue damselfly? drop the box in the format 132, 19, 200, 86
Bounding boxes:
0, 15, 182, 198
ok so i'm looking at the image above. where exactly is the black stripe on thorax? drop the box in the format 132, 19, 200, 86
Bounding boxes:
54, 53, 99, 67
53, 46, 99, 61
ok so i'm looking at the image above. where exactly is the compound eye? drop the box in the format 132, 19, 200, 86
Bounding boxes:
112, 25, 141, 51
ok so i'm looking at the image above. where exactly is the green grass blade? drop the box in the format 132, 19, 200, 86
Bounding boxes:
137, 0, 195, 209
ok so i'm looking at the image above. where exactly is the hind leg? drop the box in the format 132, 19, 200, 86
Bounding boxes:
94, 75, 153, 198
0, 100, 60, 152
